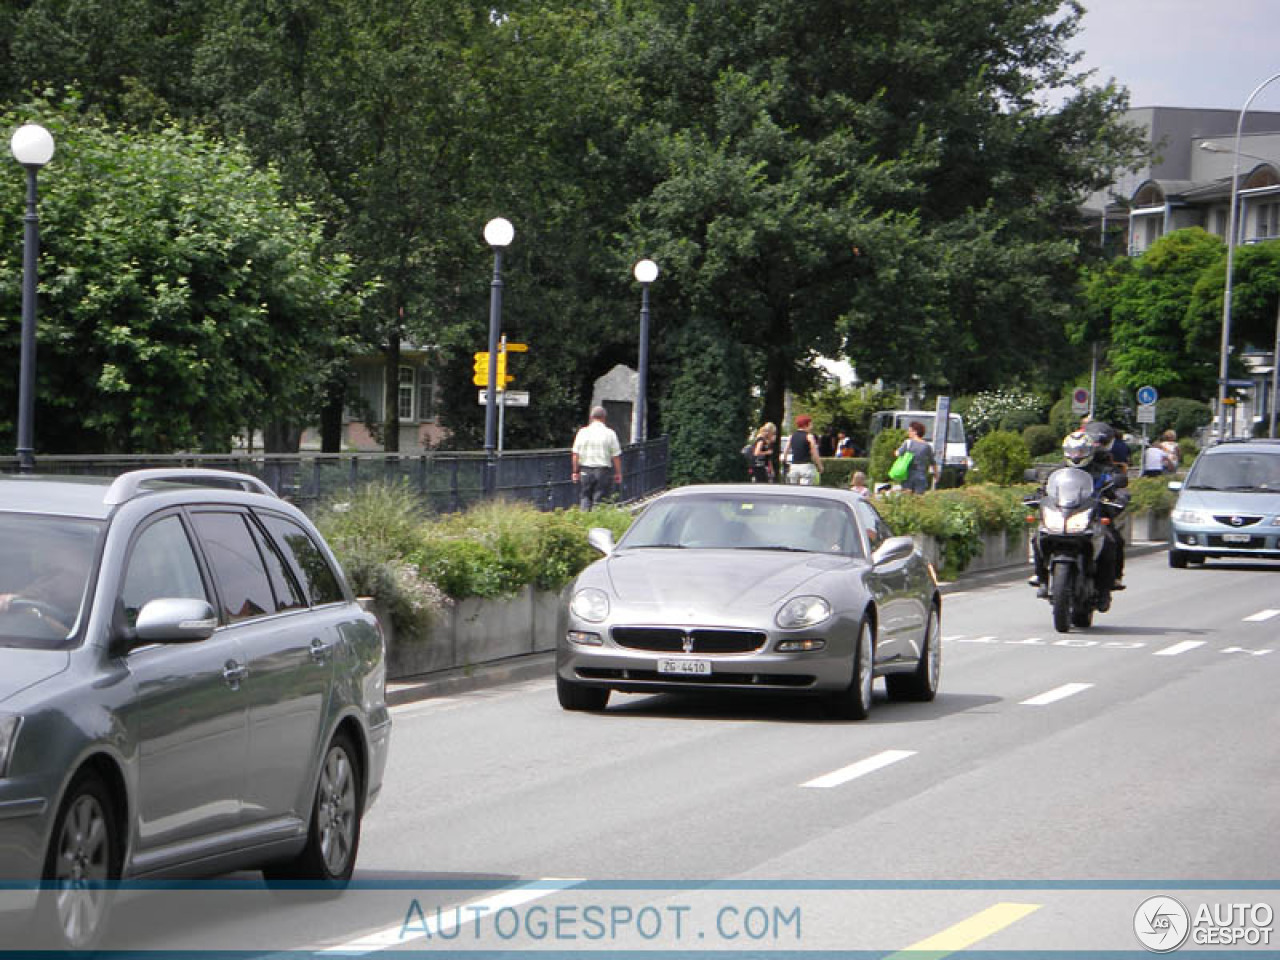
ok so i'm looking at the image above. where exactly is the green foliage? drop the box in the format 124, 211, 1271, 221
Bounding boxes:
1022, 424, 1060, 457
874, 484, 1031, 578
1178, 436, 1199, 464
1126, 475, 1177, 514
313, 482, 427, 558
818, 458, 868, 489
1048, 373, 1134, 436
869, 429, 907, 483
971, 430, 1033, 485
961, 390, 1047, 439
794, 386, 900, 451
1154, 397, 1212, 438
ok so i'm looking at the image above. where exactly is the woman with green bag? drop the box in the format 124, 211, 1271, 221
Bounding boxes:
894, 421, 936, 494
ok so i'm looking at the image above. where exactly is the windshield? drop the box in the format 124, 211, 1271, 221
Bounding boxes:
0, 513, 103, 649
621, 494, 864, 557
1046, 467, 1095, 509
1187, 452, 1280, 492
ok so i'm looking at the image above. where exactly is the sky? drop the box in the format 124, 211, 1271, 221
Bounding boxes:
1070, 0, 1280, 110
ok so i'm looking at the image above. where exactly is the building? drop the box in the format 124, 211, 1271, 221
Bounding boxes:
343, 346, 445, 452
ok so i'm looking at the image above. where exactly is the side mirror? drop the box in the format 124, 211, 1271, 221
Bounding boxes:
872, 535, 915, 567
135, 598, 218, 644
587, 527, 616, 556
1168, 480, 1184, 491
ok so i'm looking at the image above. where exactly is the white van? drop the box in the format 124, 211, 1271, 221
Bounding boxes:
870, 410, 971, 482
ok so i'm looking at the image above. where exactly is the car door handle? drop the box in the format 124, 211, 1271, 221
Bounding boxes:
222, 660, 249, 687
310, 638, 334, 663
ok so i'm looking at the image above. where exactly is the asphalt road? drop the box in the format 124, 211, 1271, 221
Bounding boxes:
99, 547, 1280, 955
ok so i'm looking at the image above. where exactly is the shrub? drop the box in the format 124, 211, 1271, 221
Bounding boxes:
313, 481, 427, 558
963, 390, 1046, 439
1126, 475, 1177, 514
971, 430, 1032, 485
1178, 436, 1199, 465
874, 484, 1031, 577
819, 458, 868, 488
869, 428, 906, 482
1023, 424, 1060, 457
1155, 397, 1212, 437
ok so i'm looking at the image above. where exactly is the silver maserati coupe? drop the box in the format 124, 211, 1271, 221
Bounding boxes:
557, 484, 941, 719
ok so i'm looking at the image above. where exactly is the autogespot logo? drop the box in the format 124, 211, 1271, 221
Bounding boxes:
1135, 896, 1191, 953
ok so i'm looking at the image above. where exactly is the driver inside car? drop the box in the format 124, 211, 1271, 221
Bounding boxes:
0, 547, 88, 635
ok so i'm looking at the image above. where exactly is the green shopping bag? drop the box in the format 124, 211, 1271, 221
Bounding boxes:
888, 450, 913, 482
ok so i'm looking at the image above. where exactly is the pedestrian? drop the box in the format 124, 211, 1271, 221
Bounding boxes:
1158, 429, 1180, 473
749, 422, 777, 483
1141, 438, 1172, 477
895, 421, 937, 494
819, 426, 838, 459
785, 415, 823, 485
849, 470, 871, 498
571, 406, 623, 509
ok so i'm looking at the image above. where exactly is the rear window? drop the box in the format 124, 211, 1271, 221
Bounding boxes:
0, 513, 104, 648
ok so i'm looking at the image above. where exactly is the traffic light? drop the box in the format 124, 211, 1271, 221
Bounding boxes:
473, 351, 512, 387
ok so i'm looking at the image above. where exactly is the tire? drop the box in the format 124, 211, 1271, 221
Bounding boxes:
886, 605, 940, 702
557, 676, 610, 711
830, 618, 875, 720
38, 771, 121, 952
1071, 603, 1094, 628
1168, 549, 1188, 569
264, 732, 362, 887
1051, 566, 1074, 634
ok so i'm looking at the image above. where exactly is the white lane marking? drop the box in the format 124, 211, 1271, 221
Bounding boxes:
321, 878, 584, 955
1019, 682, 1093, 706
957, 635, 999, 644
1222, 646, 1274, 656
1244, 609, 1280, 622
1153, 640, 1206, 657
802, 749, 916, 789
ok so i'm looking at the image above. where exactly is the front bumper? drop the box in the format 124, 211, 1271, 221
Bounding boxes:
0, 784, 52, 917
1170, 523, 1280, 559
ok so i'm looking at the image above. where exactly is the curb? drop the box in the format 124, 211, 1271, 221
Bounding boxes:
386, 540, 1171, 708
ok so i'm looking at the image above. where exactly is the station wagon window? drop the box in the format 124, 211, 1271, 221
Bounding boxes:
120, 515, 207, 629
247, 517, 307, 612
260, 514, 344, 605
191, 512, 276, 623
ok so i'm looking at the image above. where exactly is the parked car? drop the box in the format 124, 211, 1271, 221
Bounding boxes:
557, 484, 941, 719
1168, 439, 1280, 567
0, 469, 391, 950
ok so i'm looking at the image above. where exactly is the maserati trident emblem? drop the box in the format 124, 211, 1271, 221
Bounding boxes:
682, 633, 695, 653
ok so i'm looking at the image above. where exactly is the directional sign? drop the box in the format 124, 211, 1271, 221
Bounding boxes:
504, 342, 529, 352
478, 390, 529, 406
1137, 385, 1158, 406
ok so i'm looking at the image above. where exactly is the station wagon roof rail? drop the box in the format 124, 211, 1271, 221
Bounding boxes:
102, 468, 278, 505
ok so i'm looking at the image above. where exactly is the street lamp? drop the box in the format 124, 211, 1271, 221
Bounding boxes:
632, 258, 658, 444
482, 217, 513, 493
9, 124, 54, 472
1216, 72, 1280, 443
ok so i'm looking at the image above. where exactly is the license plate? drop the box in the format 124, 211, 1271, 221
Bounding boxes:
1223, 533, 1252, 544
657, 658, 712, 676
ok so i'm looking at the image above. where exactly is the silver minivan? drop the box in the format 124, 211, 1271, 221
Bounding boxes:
0, 469, 390, 949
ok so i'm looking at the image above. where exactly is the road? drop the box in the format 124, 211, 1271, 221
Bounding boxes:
101, 548, 1280, 954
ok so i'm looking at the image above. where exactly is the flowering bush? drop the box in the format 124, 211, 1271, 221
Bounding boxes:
962, 390, 1046, 439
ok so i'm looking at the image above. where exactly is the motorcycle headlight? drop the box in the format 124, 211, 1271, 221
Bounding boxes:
0, 716, 21, 778
1172, 509, 1205, 524
570, 588, 610, 623
1064, 510, 1092, 534
776, 596, 832, 629
1041, 505, 1066, 534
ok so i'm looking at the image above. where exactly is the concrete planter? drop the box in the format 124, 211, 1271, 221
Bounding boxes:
1127, 508, 1171, 543
379, 587, 567, 681
912, 526, 1031, 577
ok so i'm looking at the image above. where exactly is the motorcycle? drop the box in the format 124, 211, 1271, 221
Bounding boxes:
1024, 465, 1128, 633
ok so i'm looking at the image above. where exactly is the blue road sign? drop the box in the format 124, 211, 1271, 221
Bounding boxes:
1137, 385, 1158, 406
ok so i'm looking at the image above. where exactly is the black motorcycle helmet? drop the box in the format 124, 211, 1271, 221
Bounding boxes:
1082, 419, 1116, 453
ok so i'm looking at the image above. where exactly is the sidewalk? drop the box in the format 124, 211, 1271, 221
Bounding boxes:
385, 539, 1169, 707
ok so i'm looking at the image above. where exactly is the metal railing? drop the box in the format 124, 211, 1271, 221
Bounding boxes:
0, 437, 669, 514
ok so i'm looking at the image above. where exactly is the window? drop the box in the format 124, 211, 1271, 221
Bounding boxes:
247, 518, 307, 612
191, 512, 276, 623
260, 514, 344, 605
417, 366, 437, 422
121, 515, 208, 628
398, 365, 415, 421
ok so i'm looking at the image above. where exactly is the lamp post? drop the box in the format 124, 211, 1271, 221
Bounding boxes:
9, 124, 54, 473
482, 217, 513, 494
1216, 72, 1280, 443
632, 259, 658, 444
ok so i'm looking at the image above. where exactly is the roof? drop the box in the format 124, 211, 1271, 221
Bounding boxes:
659, 483, 864, 506
0, 469, 277, 520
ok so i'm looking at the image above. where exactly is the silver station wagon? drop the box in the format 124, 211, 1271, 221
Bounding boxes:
0, 469, 390, 950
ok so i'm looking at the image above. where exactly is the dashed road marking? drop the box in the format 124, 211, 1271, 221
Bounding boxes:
1020, 682, 1093, 706
1244, 609, 1280, 622
802, 749, 917, 789
1153, 640, 1207, 657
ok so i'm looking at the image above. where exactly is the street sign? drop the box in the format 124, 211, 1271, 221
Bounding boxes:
1221, 378, 1255, 388
504, 342, 529, 352
1071, 387, 1090, 416
478, 390, 529, 407
1138, 404, 1156, 424
1137, 385, 1158, 406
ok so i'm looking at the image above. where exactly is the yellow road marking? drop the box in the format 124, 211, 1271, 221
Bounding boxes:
886, 901, 1041, 958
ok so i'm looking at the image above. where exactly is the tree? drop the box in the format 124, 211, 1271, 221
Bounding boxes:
0, 95, 360, 453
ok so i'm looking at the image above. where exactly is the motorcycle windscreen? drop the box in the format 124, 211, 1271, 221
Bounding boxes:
1045, 467, 1094, 509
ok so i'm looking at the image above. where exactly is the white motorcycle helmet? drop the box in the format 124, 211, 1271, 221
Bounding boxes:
1063, 430, 1095, 467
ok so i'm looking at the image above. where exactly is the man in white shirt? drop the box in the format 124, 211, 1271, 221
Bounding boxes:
572, 406, 623, 509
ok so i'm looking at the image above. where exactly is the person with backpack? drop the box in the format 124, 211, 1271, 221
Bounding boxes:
747, 422, 777, 482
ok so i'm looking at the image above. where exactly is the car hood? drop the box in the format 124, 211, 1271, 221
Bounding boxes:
1176, 488, 1280, 517
0, 649, 71, 707
596, 549, 853, 611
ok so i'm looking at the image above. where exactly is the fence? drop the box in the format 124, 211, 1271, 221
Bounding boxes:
0, 436, 669, 514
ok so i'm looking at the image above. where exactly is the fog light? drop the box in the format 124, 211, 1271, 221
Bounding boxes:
776, 638, 826, 652
567, 631, 602, 646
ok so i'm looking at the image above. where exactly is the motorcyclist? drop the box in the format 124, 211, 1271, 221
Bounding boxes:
1028, 427, 1129, 598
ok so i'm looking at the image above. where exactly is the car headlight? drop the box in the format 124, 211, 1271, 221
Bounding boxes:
1172, 509, 1205, 524
776, 596, 832, 629
570, 588, 610, 623
0, 716, 21, 778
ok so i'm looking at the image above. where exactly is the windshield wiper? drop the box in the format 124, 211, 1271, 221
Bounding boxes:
743, 545, 811, 553
634, 542, 686, 549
